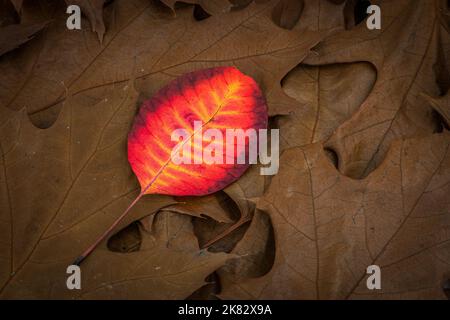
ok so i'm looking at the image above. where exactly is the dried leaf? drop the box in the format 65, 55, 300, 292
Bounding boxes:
305, 0, 448, 178
272, 0, 373, 152
2, 209, 230, 298
279, 62, 376, 148
0, 0, 320, 127
220, 133, 450, 299
128, 67, 268, 196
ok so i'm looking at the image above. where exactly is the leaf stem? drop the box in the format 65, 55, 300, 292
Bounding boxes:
73, 192, 145, 266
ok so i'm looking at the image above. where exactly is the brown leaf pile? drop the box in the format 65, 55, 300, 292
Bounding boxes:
0, 0, 449, 299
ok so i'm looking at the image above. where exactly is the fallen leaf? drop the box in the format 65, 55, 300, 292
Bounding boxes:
274, 0, 376, 151
0, 0, 320, 128
280, 61, 376, 148
305, 0, 449, 178
75, 210, 229, 300
220, 133, 450, 299
128, 66, 268, 196
2, 209, 230, 298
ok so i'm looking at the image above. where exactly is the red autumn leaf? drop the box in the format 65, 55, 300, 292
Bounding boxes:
127, 66, 268, 196
75, 66, 267, 264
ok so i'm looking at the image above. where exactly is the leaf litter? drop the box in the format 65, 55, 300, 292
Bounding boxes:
0, 0, 449, 299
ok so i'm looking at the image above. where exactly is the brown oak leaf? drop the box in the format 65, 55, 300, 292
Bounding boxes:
220, 133, 450, 299
304, 0, 449, 178
0, 0, 320, 128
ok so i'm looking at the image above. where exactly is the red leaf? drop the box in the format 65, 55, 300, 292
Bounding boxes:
75, 66, 267, 264
128, 66, 268, 196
